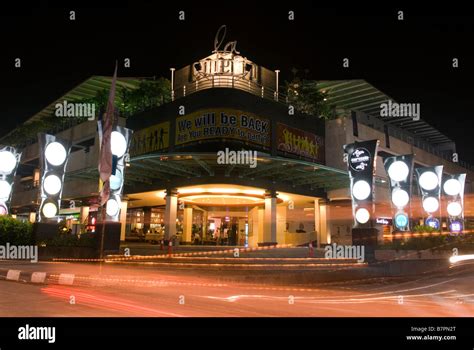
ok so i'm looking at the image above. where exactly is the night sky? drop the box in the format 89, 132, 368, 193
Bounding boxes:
1, 4, 473, 163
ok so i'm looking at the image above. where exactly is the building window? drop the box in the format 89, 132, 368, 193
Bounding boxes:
351, 111, 358, 137
384, 125, 390, 148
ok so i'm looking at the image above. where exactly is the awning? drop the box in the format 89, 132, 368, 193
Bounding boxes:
66, 153, 350, 195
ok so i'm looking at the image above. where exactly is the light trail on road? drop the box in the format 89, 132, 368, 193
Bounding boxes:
41, 286, 185, 317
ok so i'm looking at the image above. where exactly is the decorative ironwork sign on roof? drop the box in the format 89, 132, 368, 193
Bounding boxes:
213, 24, 239, 55
193, 25, 256, 80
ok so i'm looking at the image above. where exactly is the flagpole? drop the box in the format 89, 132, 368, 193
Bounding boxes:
98, 61, 118, 266
100, 193, 107, 261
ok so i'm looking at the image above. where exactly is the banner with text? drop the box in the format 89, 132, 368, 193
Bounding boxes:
175, 109, 270, 148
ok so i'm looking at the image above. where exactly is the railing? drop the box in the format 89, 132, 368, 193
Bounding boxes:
172, 75, 288, 105
357, 114, 473, 171
13, 117, 89, 149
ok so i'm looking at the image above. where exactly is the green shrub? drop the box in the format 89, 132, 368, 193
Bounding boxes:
43, 233, 95, 248
381, 233, 474, 252
412, 225, 437, 233
0, 216, 33, 246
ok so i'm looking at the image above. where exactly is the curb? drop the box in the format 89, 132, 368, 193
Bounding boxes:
0, 264, 382, 288
0, 268, 74, 285
1, 260, 457, 289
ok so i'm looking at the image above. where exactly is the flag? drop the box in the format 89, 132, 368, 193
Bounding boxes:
98, 62, 118, 206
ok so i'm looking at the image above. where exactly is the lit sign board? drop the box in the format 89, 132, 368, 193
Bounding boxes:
176, 109, 270, 147
376, 217, 392, 225
276, 123, 324, 163
129, 121, 170, 157
350, 148, 370, 172
394, 213, 408, 228
450, 221, 462, 233
425, 217, 440, 230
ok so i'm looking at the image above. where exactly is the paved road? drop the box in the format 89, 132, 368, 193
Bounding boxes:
1, 263, 473, 317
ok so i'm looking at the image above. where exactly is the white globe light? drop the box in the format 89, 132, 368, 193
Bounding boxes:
392, 188, 409, 207
447, 202, 462, 217
45, 142, 67, 166
106, 198, 120, 217
110, 170, 123, 191
42, 202, 58, 218
422, 196, 439, 213
387, 161, 409, 182
444, 179, 462, 196
0, 180, 12, 201
0, 151, 17, 174
111, 131, 127, 157
355, 208, 370, 224
352, 180, 371, 200
43, 175, 62, 195
419, 171, 439, 191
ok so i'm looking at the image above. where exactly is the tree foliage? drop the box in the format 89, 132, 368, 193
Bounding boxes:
0, 216, 33, 246
285, 68, 333, 119
2, 78, 171, 147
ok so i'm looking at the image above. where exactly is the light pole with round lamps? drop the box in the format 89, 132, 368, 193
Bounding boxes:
383, 154, 414, 232
415, 166, 443, 231
0, 146, 21, 216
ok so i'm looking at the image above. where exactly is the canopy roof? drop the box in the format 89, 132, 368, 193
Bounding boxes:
318, 80, 453, 145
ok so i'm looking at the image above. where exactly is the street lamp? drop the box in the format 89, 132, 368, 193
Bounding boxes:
38, 134, 71, 222
104, 126, 133, 221
415, 166, 443, 230
383, 154, 414, 232
343, 139, 379, 228
442, 174, 466, 234
0, 146, 21, 216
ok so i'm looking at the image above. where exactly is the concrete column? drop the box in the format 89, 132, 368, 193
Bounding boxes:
257, 207, 264, 244
143, 207, 152, 233
277, 205, 286, 244
183, 207, 193, 243
120, 201, 128, 241
202, 210, 208, 240
247, 207, 258, 247
263, 189, 277, 244
314, 199, 321, 248
320, 202, 329, 244
164, 188, 178, 240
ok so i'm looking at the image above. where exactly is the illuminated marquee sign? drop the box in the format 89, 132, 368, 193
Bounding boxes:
176, 109, 270, 147
193, 25, 256, 80
129, 121, 170, 157
276, 123, 324, 163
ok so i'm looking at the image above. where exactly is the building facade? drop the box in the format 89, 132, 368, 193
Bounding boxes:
3, 50, 473, 247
